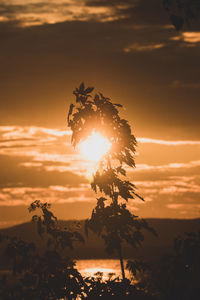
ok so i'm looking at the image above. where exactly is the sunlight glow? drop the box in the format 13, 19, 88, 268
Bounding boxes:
82, 267, 117, 280
79, 131, 111, 162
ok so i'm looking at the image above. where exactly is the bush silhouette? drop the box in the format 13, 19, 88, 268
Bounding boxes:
156, 230, 200, 300
0, 200, 86, 299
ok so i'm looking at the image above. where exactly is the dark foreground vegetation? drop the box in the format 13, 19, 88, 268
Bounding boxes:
0, 84, 199, 299
0, 205, 200, 300
1, 218, 200, 261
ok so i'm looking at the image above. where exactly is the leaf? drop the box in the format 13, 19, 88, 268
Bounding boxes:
114, 103, 123, 108
133, 192, 144, 201
126, 259, 150, 276
94, 93, 100, 104
79, 82, 85, 93
85, 86, 94, 94
32, 215, 38, 222
91, 181, 97, 193
116, 166, 126, 176
97, 197, 107, 209
67, 103, 74, 125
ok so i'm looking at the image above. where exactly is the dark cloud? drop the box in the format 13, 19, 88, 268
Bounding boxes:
0, 2, 200, 138
170, 79, 200, 89
86, 0, 136, 6
0, 15, 199, 138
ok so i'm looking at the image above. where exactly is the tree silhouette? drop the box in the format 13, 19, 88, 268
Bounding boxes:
68, 83, 157, 281
0, 199, 157, 299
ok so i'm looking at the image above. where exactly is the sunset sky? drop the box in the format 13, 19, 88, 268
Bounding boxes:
0, 0, 200, 228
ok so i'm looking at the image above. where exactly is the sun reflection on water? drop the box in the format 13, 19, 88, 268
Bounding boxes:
76, 259, 130, 280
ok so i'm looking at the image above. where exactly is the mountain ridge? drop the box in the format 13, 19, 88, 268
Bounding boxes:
1, 218, 200, 263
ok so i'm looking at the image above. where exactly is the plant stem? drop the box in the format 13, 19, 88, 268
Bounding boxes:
118, 245, 126, 281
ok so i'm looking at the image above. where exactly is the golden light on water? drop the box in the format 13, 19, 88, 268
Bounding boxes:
79, 131, 111, 162
82, 267, 116, 279
76, 259, 131, 281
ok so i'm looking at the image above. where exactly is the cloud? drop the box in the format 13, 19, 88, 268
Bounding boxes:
172, 32, 200, 44
1, 125, 200, 180
0, 125, 71, 139
167, 203, 200, 210
0, 125, 72, 153
0, 0, 178, 30
127, 176, 200, 218
1, 173, 199, 220
0, 184, 95, 206
3, 123, 197, 218
3, 0, 163, 29
124, 43, 165, 52
1, 125, 199, 181
0, 0, 129, 27
124, 170, 200, 218
138, 137, 200, 146
0, 121, 199, 218
0, 2, 200, 141
135, 160, 200, 172
19, 162, 42, 168
134, 175, 200, 199
183, 32, 200, 43
0, 153, 87, 189
0, 2, 200, 222
170, 80, 200, 89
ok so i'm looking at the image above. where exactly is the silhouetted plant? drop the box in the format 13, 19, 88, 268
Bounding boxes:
157, 230, 200, 300
0, 201, 87, 300
68, 83, 157, 281
29, 200, 84, 250
84, 271, 156, 300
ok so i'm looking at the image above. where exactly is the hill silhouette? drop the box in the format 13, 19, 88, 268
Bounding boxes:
1, 218, 200, 267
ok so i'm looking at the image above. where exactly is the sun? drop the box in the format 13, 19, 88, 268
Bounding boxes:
79, 131, 111, 162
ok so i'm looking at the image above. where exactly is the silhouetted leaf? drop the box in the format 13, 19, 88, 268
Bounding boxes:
85, 86, 94, 93
79, 82, 85, 93
67, 103, 74, 125
114, 103, 123, 107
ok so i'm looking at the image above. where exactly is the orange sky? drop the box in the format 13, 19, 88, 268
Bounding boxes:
0, 0, 200, 227
0, 125, 199, 227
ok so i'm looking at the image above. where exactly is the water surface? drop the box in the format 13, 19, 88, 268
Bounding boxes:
76, 259, 130, 280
